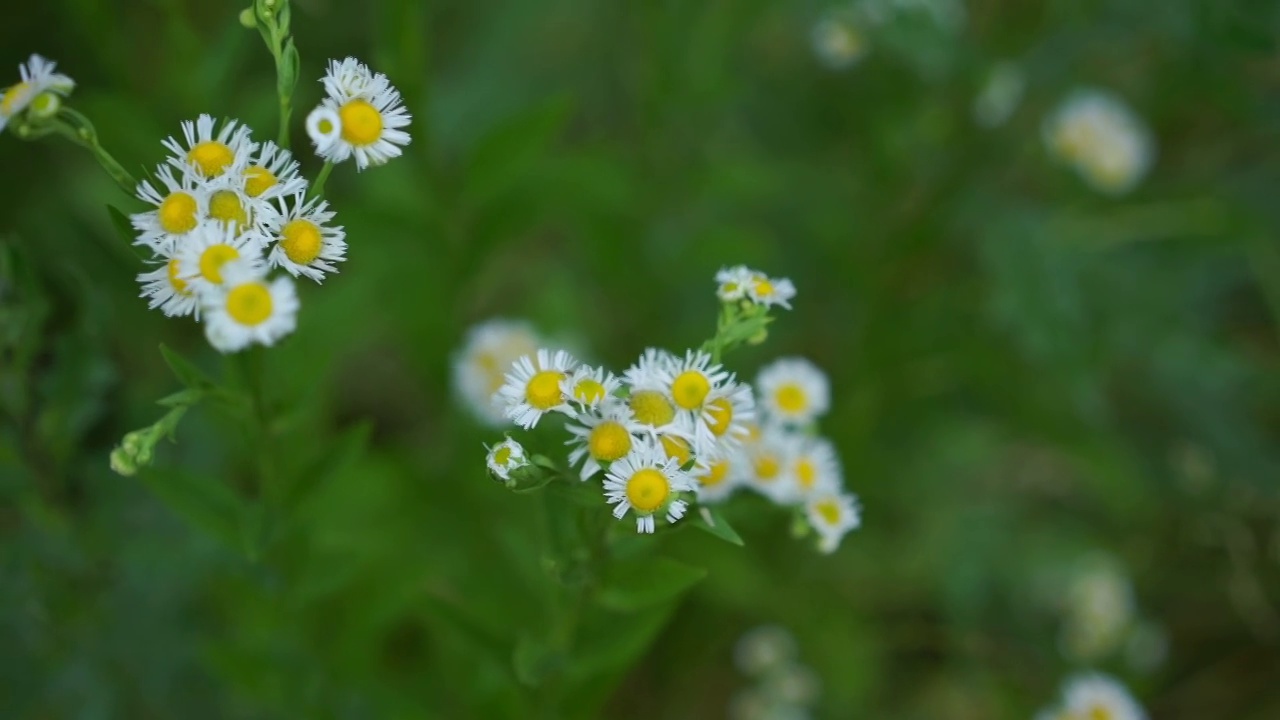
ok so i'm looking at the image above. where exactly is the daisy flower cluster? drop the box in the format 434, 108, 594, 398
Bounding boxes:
453, 319, 545, 426
1035, 673, 1147, 720
730, 625, 821, 720
130, 59, 410, 352
1042, 88, 1154, 196
0, 54, 74, 134
479, 266, 862, 552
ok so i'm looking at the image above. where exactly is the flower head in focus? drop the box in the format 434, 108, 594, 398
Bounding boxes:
309, 57, 412, 169
486, 438, 528, 481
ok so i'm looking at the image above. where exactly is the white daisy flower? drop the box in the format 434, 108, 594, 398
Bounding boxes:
452, 319, 542, 426
313, 57, 412, 169
715, 265, 754, 302
1061, 673, 1146, 720
697, 377, 755, 456
787, 435, 842, 501
561, 364, 622, 411
200, 260, 299, 353
602, 438, 697, 534
655, 423, 699, 470
692, 448, 747, 503
131, 164, 210, 254
259, 193, 346, 282
174, 222, 266, 294
497, 348, 579, 428
137, 256, 199, 318
742, 426, 795, 503
240, 141, 308, 201
566, 402, 644, 480
745, 269, 797, 309
812, 11, 869, 71
756, 357, 830, 426
306, 106, 342, 154
1, 54, 75, 133
1043, 88, 1154, 196
201, 177, 260, 235
485, 438, 528, 481
805, 490, 861, 554
622, 348, 688, 438
658, 350, 732, 446
734, 625, 798, 676
162, 114, 258, 181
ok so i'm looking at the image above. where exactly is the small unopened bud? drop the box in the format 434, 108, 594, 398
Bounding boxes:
122, 430, 144, 456
747, 328, 769, 345
239, 7, 257, 28
28, 92, 61, 120
109, 447, 137, 476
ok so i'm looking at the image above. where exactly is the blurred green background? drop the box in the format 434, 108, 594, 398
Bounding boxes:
3, 0, 1280, 717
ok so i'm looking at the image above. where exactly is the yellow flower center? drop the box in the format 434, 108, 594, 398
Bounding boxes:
208, 190, 249, 231
701, 460, 730, 488
198, 244, 240, 284
340, 99, 383, 146
573, 378, 607, 405
753, 277, 774, 297
225, 282, 273, 326
775, 384, 808, 414
494, 446, 512, 465
167, 259, 191, 296
626, 468, 670, 513
814, 499, 841, 525
721, 281, 739, 295
588, 421, 632, 461
796, 458, 816, 490
188, 141, 235, 178
745, 422, 763, 443
1, 81, 32, 114
659, 435, 691, 467
671, 370, 711, 410
158, 191, 199, 234
243, 165, 277, 197
525, 370, 565, 410
1085, 706, 1114, 720
706, 397, 733, 436
754, 454, 780, 482
630, 390, 675, 427
281, 219, 323, 265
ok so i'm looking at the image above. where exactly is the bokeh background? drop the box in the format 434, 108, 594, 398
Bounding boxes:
4, 0, 1280, 718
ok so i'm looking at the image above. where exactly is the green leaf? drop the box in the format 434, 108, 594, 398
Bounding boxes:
156, 388, 203, 409
512, 634, 565, 688
159, 343, 215, 390
597, 555, 707, 612
279, 421, 372, 513
691, 506, 745, 546
136, 468, 244, 551
462, 96, 574, 207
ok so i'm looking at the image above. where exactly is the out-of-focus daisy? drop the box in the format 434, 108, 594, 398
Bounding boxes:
742, 428, 794, 503
241, 141, 308, 200
716, 265, 754, 302
1060, 556, 1136, 662
131, 165, 209, 253
485, 438, 528, 481
734, 625, 798, 676
602, 438, 697, 533
756, 357, 830, 426
1043, 88, 1154, 196
200, 260, 299, 353
972, 61, 1026, 128
163, 114, 257, 181
1, 54, 75, 133
745, 269, 796, 308
306, 106, 342, 154
562, 364, 622, 412
137, 256, 199, 318
693, 449, 746, 503
788, 435, 842, 501
452, 319, 542, 426
566, 403, 644, 480
1061, 673, 1146, 720
805, 490, 861, 553
698, 378, 755, 454
497, 349, 578, 428
811, 10, 869, 70
259, 193, 346, 282
312, 57, 412, 169
174, 222, 265, 294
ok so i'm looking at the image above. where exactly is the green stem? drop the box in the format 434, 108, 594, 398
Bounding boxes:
234, 347, 274, 559
49, 109, 137, 194
276, 81, 292, 149
309, 161, 334, 199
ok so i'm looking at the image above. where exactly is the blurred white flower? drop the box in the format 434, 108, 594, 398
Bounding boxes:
734, 625, 798, 676
452, 319, 542, 426
1, 54, 75, 133
972, 62, 1026, 128
1062, 673, 1147, 720
1043, 88, 1154, 195
1059, 555, 1136, 662
811, 11, 869, 71
756, 357, 831, 426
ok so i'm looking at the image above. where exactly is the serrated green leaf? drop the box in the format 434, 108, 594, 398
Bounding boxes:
691, 506, 745, 546
159, 343, 215, 390
597, 555, 707, 612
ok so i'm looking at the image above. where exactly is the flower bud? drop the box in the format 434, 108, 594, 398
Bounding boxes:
239, 7, 257, 28
109, 447, 137, 476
